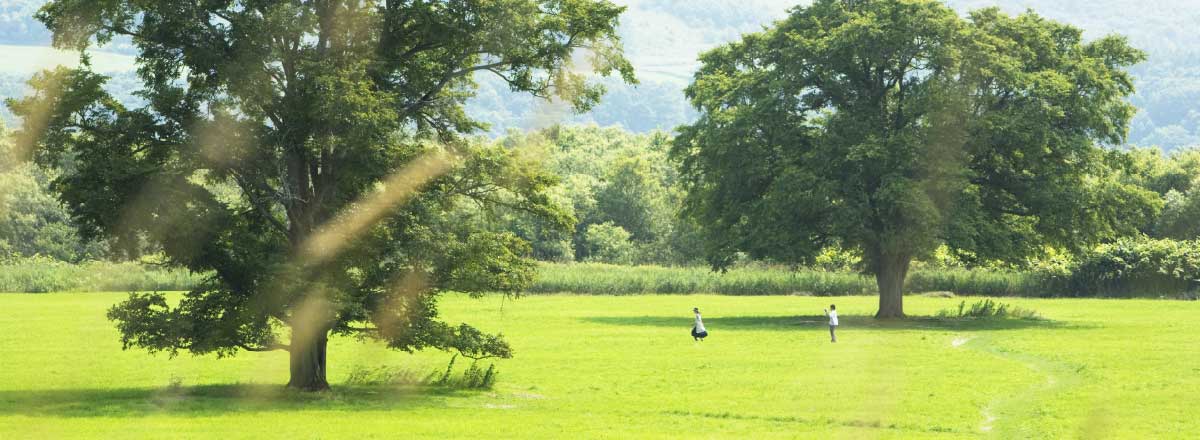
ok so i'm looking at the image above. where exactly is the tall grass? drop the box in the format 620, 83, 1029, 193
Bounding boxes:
0, 257, 201, 293
905, 268, 1051, 297
935, 298, 1043, 320
530, 263, 874, 296
2, 259, 1191, 298
528, 263, 1182, 298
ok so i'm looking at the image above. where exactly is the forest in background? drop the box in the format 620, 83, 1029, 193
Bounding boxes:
5, 122, 1200, 298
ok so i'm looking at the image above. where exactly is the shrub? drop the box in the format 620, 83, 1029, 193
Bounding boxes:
1059, 237, 1200, 297
433, 354, 498, 389
936, 299, 1041, 320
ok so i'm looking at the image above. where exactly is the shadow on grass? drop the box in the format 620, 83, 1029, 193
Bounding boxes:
0, 383, 478, 418
583, 315, 1088, 331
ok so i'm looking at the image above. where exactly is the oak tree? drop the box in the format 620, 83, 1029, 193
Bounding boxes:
11, 0, 633, 390
672, 0, 1156, 317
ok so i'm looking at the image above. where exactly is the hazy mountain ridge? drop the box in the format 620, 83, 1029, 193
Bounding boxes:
2, 0, 1199, 148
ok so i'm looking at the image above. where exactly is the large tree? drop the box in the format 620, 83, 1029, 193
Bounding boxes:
10, 0, 633, 390
672, 0, 1157, 318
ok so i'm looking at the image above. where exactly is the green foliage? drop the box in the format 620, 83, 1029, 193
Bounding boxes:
583, 222, 636, 265
812, 245, 863, 272
1155, 186, 1200, 239
594, 153, 670, 242
494, 126, 700, 265
673, 0, 1155, 316
439, 232, 539, 296
1121, 147, 1200, 196
0, 122, 105, 262
0, 164, 107, 262
455, 358, 499, 390
1061, 237, 1200, 297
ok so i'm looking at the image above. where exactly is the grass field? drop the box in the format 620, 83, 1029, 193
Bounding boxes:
0, 292, 1196, 438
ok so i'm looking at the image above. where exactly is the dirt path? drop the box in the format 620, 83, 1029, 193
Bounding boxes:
951, 335, 1083, 437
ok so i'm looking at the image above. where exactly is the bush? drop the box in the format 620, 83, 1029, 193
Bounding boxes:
346, 355, 498, 390
1058, 237, 1200, 297
434, 355, 498, 389
936, 299, 1042, 320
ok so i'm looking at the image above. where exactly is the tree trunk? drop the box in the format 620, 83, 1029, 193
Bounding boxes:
874, 253, 911, 319
287, 325, 330, 391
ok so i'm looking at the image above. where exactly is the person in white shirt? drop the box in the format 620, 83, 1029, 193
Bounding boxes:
824, 304, 838, 343
692, 307, 708, 341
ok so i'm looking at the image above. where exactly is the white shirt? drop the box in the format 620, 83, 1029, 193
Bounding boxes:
694, 313, 706, 332
828, 310, 839, 326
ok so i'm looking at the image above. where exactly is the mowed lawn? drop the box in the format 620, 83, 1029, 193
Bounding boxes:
0, 293, 1196, 439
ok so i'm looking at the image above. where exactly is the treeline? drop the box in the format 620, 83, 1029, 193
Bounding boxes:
4, 124, 1200, 266
466, 126, 706, 266
0, 123, 704, 265
0, 128, 106, 262
3, 124, 1200, 298
480, 126, 1200, 269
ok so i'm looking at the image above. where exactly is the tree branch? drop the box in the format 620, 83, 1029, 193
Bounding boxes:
232, 172, 290, 234
238, 342, 290, 352
455, 350, 502, 361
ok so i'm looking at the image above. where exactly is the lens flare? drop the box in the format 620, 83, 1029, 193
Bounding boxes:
298, 150, 456, 264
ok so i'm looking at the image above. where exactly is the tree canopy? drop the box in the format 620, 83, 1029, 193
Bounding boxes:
10, 0, 633, 390
672, 0, 1157, 317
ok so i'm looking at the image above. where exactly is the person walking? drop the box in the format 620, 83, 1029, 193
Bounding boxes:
824, 304, 838, 343
692, 307, 708, 341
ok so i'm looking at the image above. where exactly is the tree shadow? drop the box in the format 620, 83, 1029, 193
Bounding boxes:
0, 383, 479, 418
583, 315, 1088, 332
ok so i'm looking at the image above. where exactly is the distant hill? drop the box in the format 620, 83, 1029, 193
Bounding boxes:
3, 0, 1199, 149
